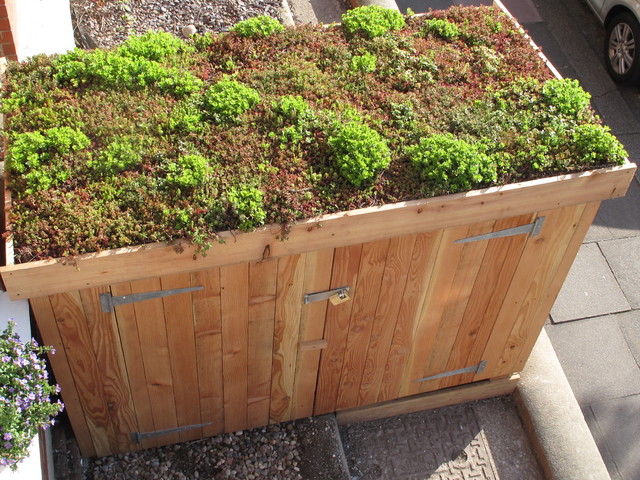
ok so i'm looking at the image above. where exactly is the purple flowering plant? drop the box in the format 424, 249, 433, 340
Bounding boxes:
1, 320, 63, 470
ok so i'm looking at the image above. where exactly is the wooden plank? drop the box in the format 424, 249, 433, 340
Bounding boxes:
49, 291, 117, 456
270, 254, 307, 423
160, 273, 201, 442
191, 268, 224, 438
110, 282, 157, 450
300, 339, 329, 351
294, 248, 334, 418
438, 214, 534, 389
503, 203, 599, 374
128, 277, 180, 446
336, 374, 520, 425
377, 231, 442, 402
358, 235, 416, 407
3, 163, 634, 300
336, 239, 390, 410
79, 286, 138, 453
314, 244, 362, 415
220, 263, 249, 432
399, 225, 470, 398
247, 258, 277, 429
476, 205, 587, 381
29, 296, 97, 457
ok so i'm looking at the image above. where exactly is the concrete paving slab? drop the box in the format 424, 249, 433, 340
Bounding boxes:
615, 134, 640, 177
585, 213, 615, 243
590, 394, 640, 480
582, 405, 623, 480
338, 397, 544, 479
287, 0, 346, 25
592, 91, 640, 136
545, 315, 640, 405
616, 309, 640, 368
591, 178, 640, 240
521, 23, 580, 80
550, 243, 630, 323
501, 0, 542, 23
599, 236, 640, 309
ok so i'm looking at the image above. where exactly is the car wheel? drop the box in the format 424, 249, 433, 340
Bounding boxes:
605, 12, 640, 84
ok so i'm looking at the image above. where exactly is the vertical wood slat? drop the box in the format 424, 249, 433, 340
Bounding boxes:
129, 278, 180, 446
377, 231, 443, 403
110, 282, 157, 449
314, 244, 363, 415
29, 297, 97, 457
511, 202, 600, 372
79, 287, 138, 452
160, 273, 201, 442
49, 292, 117, 456
247, 259, 278, 429
294, 248, 334, 418
499, 203, 597, 375
270, 254, 307, 423
358, 235, 416, 407
418, 220, 495, 394
477, 205, 587, 380
400, 225, 470, 398
336, 239, 390, 410
220, 263, 249, 432
191, 268, 224, 438
439, 213, 534, 389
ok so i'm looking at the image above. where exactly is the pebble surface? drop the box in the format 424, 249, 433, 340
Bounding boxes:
70, 0, 285, 49
86, 423, 303, 480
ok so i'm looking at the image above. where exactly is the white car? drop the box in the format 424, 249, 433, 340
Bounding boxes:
586, 0, 640, 83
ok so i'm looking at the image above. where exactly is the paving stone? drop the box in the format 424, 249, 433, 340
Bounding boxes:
546, 315, 640, 405
339, 403, 499, 479
522, 23, 579, 80
550, 243, 630, 323
590, 394, 640, 480
599, 236, 640, 309
501, 0, 542, 23
582, 406, 623, 480
596, 177, 640, 240
616, 309, 640, 368
592, 90, 640, 136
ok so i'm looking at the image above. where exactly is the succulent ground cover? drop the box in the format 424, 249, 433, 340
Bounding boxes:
1, 6, 627, 263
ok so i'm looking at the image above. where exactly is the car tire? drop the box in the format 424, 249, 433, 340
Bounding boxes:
605, 12, 640, 84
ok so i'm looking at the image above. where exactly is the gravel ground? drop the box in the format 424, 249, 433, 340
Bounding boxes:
70, 0, 285, 49
86, 423, 303, 480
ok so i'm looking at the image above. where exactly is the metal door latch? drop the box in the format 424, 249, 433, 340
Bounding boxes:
304, 286, 350, 305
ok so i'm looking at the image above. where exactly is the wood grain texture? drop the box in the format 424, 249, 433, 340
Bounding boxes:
110, 282, 157, 449
336, 239, 390, 410
314, 244, 362, 415
3, 163, 634, 300
129, 278, 180, 446
377, 231, 442, 403
439, 214, 534, 389
160, 273, 201, 442
79, 286, 138, 452
50, 291, 117, 456
247, 259, 277, 428
220, 263, 249, 432
294, 248, 334, 418
269, 254, 307, 423
191, 268, 224, 438
29, 296, 97, 457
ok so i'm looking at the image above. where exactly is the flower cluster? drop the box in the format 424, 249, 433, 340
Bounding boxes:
0, 320, 63, 470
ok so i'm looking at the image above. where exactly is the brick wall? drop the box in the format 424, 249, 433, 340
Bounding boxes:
0, 0, 17, 60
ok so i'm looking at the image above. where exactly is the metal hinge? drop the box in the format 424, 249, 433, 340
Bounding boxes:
130, 422, 212, 444
304, 286, 350, 305
455, 217, 545, 244
413, 360, 487, 383
100, 286, 204, 313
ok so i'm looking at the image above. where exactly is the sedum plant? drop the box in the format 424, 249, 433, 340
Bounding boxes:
1, 320, 63, 471
232, 15, 285, 38
341, 5, 405, 38
202, 77, 260, 124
